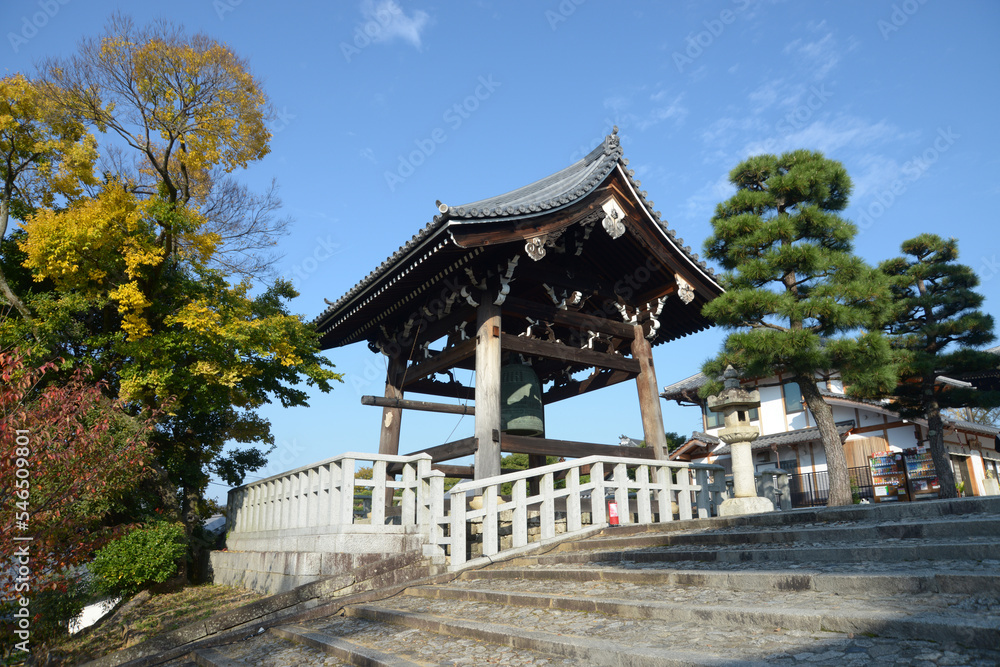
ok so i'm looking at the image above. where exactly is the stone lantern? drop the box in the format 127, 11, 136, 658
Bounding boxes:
708, 366, 773, 516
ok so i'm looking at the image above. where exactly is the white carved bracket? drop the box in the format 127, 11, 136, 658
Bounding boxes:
542, 283, 583, 311
675, 274, 695, 304
646, 295, 668, 340
615, 302, 638, 325
601, 197, 626, 239
525, 231, 565, 261
464, 267, 487, 290
525, 237, 546, 261
461, 286, 479, 307
494, 255, 520, 305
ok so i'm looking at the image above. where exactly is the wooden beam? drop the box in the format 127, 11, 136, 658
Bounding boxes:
391, 437, 478, 473
448, 196, 607, 248
429, 465, 524, 479
850, 420, 908, 435
400, 337, 477, 389
432, 465, 475, 478
405, 378, 476, 401
543, 369, 637, 404
500, 333, 640, 375
501, 434, 655, 460
362, 395, 474, 416
502, 296, 635, 340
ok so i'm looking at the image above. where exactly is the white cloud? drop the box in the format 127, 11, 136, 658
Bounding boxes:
636, 92, 688, 130
784, 32, 840, 81
360, 0, 430, 49
748, 79, 783, 114
683, 174, 736, 220
741, 116, 902, 157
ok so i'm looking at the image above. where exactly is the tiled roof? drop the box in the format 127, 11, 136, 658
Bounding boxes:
687, 420, 856, 457
660, 372, 708, 400
314, 130, 717, 338
445, 135, 622, 221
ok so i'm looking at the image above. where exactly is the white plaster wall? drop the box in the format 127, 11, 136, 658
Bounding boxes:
855, 409, 885, 430
758, 386, 785, 435
811, 443, 828, 471
788, 411, 809, 430
831, 405, 856, 423
886, 426, 916, 450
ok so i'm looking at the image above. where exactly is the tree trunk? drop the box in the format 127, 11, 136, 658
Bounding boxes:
0, 200, 40, 338
797, 376, 852, 506
925, 389, 957, 498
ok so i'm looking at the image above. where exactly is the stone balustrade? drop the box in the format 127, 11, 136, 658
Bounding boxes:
226, 452, 444, 543
446, 455, 726, 568
223, 452, 725, 578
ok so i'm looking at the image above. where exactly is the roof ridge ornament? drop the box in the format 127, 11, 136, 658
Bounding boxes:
603, 126, 620, 154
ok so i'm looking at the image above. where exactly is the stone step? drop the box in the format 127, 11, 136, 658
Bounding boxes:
402, 578, 1000, 649
343, 603, 728, 666
189, 633, 351, 666
559, 515, 1000, 552
346, 590, 1000, 666
466, 565, 1000, 595
290, 612, 587, 665
593, 496, 1000, 537
272, 624, 422, 665
515, 538, 1000, 568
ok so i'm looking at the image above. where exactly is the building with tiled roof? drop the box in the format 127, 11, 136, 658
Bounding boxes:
662, 370, 1000, 503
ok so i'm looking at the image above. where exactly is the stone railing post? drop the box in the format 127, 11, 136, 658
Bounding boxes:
540, 472, 556, 541
512, 478, 528, 548
613, 462, 630, 525
590, 461, 607, 525
695, 467, 711, 519
400, 460, 416, 526
565, 467, 582, 533
450, 488, 468, 567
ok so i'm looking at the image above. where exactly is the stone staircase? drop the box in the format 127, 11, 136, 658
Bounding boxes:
161, 497, 1000, 666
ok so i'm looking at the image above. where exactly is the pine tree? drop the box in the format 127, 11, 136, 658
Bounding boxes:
879, 234, 999, 498
702, 150, 896, 507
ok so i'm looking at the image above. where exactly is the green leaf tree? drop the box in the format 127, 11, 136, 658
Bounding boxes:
879, 234, 1000, 498
701, 150, 896, 507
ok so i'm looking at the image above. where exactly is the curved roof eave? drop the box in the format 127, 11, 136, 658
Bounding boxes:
314, 131, 723, 341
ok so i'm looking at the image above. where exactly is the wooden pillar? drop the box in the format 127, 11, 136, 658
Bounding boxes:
632, 325, 667, 460
378, 353, 406, 455
474, 302, 502, 479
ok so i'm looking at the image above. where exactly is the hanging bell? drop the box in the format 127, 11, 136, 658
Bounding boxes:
500, 364, 545, 437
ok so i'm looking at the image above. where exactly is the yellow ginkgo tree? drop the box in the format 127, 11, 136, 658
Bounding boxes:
5, 14, 342, 536
0, 73, 99, 333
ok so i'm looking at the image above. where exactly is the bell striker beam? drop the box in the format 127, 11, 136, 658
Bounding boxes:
474, 300, 502, 479
378, 353, 406, 455
632, 323, 667, 460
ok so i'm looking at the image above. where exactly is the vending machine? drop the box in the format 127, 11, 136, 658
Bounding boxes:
903, 445, 940, 500
869, 451, 910, 503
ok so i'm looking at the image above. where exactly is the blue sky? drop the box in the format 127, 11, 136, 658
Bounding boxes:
4, 0, 999, 500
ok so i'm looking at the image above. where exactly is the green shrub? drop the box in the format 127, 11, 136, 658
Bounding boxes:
90, 522, 187, 597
